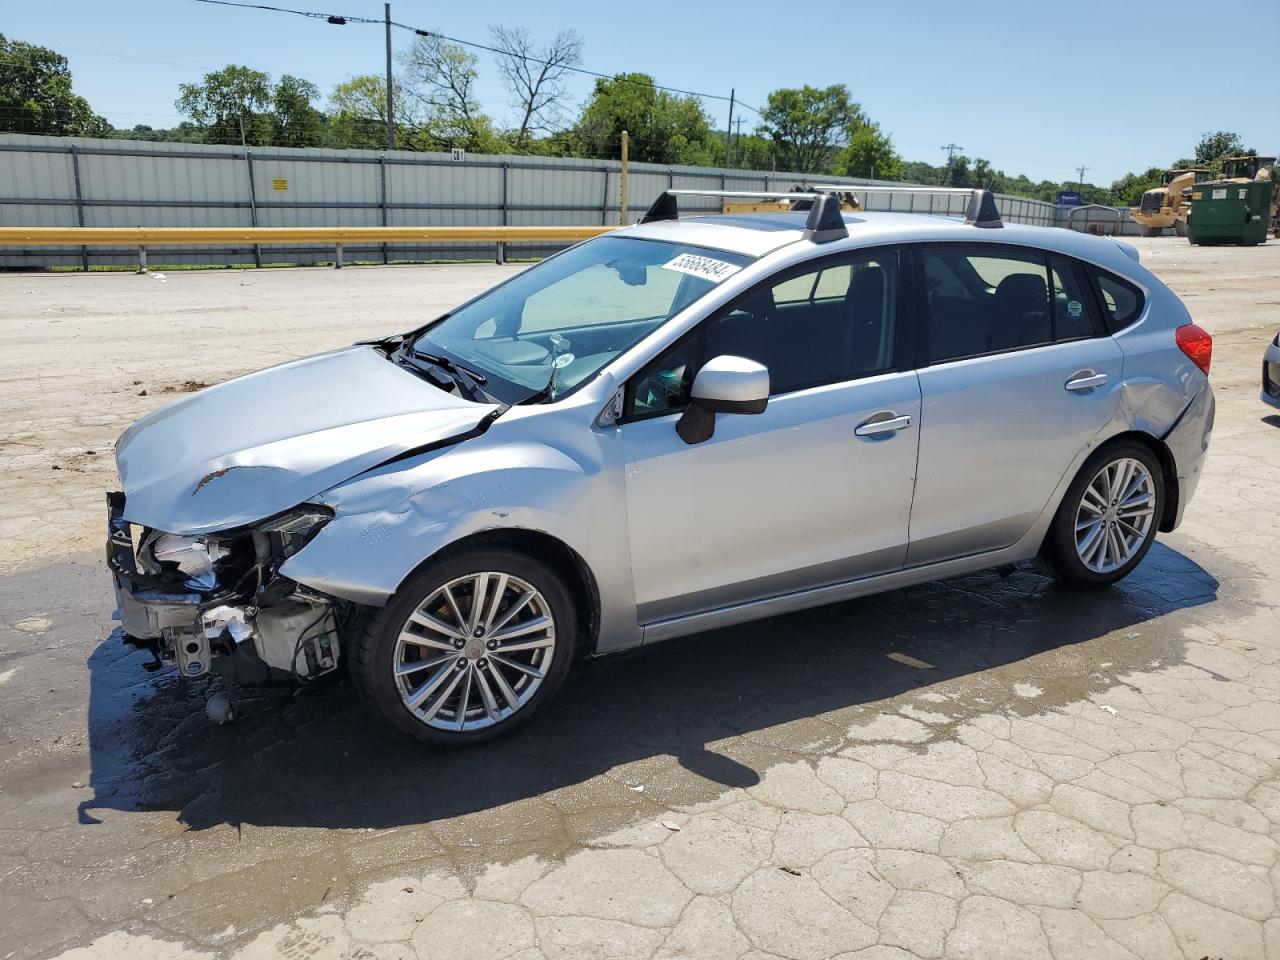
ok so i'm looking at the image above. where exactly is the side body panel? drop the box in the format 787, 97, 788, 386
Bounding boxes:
909, 337, 1124, 564
621, 371, 921, 623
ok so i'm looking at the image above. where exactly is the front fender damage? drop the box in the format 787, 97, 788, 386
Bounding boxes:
280, 440, 596, 606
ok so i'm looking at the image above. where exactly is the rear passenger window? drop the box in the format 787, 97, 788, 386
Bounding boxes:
921, 250, 1052, 362
1050, 259, 1097, 341
1089, 269, 1145, 330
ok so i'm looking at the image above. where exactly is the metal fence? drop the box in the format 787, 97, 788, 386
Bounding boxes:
1, 133, 1070, 269
1061, 205, 1145, 237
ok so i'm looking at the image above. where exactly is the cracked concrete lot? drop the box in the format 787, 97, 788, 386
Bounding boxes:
1, 239, 1278, 960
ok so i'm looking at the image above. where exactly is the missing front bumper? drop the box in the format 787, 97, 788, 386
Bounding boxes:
106, 492, 341, 682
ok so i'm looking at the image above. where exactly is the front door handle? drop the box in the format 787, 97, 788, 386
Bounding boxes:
1065, 370, 1109, 392
855, 413, 912, 437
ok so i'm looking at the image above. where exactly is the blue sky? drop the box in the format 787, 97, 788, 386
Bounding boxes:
6, 0, 1278, 184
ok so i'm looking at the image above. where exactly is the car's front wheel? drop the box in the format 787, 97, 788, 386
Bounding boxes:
350, 547, 575, 746
1042, 441, 1164, 587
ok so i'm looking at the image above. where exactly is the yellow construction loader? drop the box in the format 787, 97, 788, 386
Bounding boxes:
1130, 168, 1210, 237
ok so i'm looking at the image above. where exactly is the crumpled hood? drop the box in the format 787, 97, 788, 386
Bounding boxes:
116, 345, 497, 534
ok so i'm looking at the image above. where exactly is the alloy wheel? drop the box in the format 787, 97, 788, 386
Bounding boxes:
392, 572, 557, 732
1074, 457, 1156, 574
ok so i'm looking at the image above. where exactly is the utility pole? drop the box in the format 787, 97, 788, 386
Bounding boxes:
732, 117, 745, 164
619, 130, 629, 226
940, 143, 963, 185
724, 89, 735, 168
384, 3, 394, 150
1075, 164, 1089, 190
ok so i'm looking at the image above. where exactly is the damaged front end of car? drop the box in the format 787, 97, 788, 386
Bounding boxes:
107, 491, 346, 684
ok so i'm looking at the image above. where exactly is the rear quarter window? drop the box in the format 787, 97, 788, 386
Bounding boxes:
1088, 268, 1145, 331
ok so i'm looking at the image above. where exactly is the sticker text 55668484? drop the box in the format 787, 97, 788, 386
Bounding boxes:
661, 253, 742, 283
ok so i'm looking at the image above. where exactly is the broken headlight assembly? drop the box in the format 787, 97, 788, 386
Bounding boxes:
121, 505, 340, 682
256, 507, 332, 560
147, 533, 228, 590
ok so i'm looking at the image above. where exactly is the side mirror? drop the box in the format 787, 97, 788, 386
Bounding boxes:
676, 355, 769, 445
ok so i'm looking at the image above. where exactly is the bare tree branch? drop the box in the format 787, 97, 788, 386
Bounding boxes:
398, 35, 482, 142
489, 26, 582, 142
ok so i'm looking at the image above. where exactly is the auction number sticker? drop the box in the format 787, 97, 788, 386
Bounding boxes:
662, 253, 742, 283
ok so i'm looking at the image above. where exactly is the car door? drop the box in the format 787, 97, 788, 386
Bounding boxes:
619, 249, 922, 625
907, 245, 1123, 565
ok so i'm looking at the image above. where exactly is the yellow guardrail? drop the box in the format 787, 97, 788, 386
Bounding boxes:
0, 225, 616, 269
0, 226, 613, 245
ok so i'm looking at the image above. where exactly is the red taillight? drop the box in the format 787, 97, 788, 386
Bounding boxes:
1175, 323, 1212, 375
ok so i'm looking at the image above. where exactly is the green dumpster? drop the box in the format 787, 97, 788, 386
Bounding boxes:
1186, 178, 1275, 245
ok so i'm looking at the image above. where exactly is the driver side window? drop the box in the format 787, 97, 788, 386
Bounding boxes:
625, 251, 899, 419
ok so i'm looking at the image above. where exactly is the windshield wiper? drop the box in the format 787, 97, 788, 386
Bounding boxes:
402, 348, 491, 403
410, 349, 487, 384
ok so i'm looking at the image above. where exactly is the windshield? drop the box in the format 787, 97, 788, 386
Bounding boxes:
409, 236, 752, 404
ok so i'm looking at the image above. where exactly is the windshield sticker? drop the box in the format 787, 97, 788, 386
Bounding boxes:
1067, 300, 1083, 318
661, 253, 742, 283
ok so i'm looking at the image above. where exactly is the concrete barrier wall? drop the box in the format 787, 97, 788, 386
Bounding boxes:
0, 133, 1070, 268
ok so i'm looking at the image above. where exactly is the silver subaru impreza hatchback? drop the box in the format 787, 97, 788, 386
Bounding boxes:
107, 189, 1215, 745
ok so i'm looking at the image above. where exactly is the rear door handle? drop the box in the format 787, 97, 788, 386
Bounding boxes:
855, 413, 912, 437
1065, 370, 1109, 392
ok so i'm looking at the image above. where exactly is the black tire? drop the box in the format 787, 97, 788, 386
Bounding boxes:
350, 547, 576, 747
1041, 440, 1164, 588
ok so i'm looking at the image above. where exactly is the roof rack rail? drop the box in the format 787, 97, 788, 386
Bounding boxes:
637, 186, 1003, 236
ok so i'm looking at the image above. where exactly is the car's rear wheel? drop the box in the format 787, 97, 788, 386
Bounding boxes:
350, 548, 575, 746
1041, 441, 1164, 587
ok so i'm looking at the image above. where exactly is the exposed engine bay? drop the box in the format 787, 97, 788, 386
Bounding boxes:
107, 491, 347, 684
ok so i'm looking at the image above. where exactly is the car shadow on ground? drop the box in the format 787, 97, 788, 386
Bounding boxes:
66, 542, 1220, 835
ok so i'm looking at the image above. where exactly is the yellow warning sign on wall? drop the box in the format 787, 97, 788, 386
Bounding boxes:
272, 178, 289, 191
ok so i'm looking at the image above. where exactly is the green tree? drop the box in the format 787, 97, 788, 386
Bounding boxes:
398, 34, 503, 152
838, 120, 901, 180
272, 75, 325, 147
0, 33, 110, 136
970, 158, 996, 190
330, 75, 388, 149
1109, 167, 1165, 206
328, 74, 427, 149
756, 85, 860, 174
731, 133, 775, 171
945, 154, 971, 186
572, 73, 718, 165
901, 160, 944, 185
176, 65, 272, 144
1193, 130, 1246, 166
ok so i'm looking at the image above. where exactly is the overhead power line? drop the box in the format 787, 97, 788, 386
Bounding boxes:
191, 0, 762, 114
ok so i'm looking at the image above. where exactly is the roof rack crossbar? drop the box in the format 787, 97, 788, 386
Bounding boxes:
639, 186, 1003, 231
